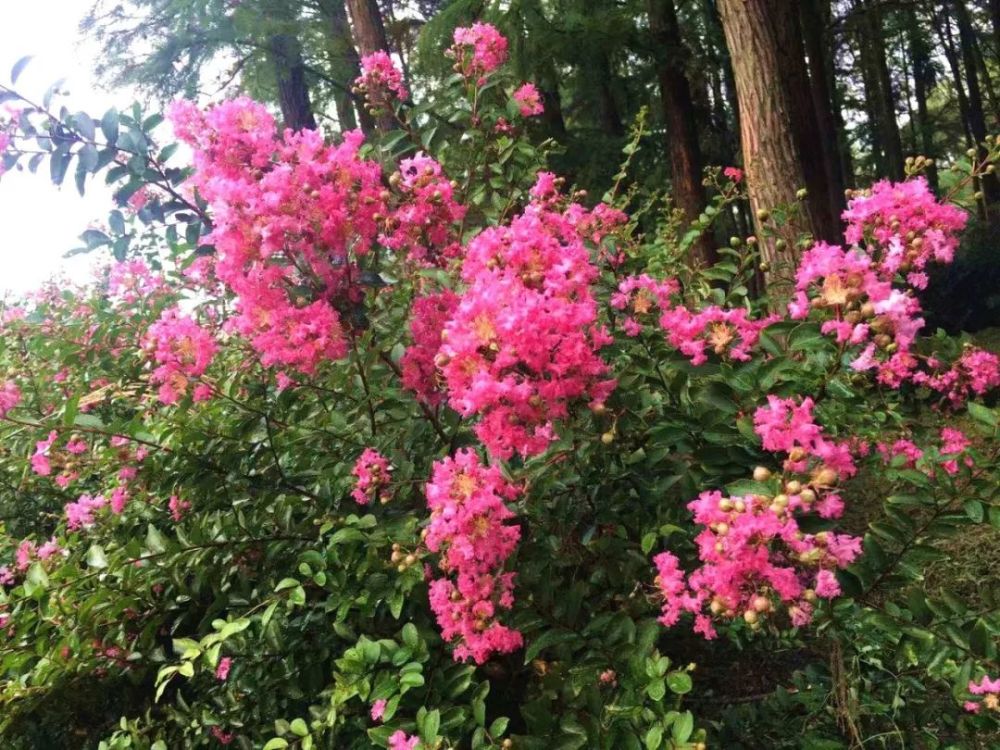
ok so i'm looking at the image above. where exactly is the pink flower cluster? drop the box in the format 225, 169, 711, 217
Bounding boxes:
31, 430, 58, 476
912, 347, 1000, 407
435, 176, 616, 458
448, 23, 509, 84
169, 494, 191, 521
0, 131, 9, 176
380, 153, 466, 266
351, 448, 391, 505
659, 305, 778, 366
144, 307, 217, 405
106, 260, 165, 305
401, 290, 458, 406
355, 51, 408, 108
13, 537, 63, 572
965, 675, 1000, 713
877, 427, 973, 476
654, 397, 862, 638
388, 731, 419, 750
215, 656, 232, 681
789, 241, 925, 386
512, 83, 544, 117
843, 177, 967, 289
169, 98, 385, 374
611, 274, 678, 336
424, 449, 523, 664
0, 380, 19, 418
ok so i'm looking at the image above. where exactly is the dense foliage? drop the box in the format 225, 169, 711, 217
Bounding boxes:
2, 21, 1000, 750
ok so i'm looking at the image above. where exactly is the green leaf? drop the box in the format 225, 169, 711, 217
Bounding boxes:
968, 402, 997, 429
671, 711, 694, 743
421, 709, 440, 743
524, 628, 576, 663
666, 671, 693, 695
646, 679, 666, 701
146, 524, 168, 554
262, 739, 289, 750
644, 726, 663, 750
970, 618, 991, 657
11, 55, 32, 84
86, 544, 108, 569
101, 108, 120, 146
290, 718, 308, 737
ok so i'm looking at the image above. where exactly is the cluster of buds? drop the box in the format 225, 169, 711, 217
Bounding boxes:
389, 542, 419, 573
351, 448, 392, 505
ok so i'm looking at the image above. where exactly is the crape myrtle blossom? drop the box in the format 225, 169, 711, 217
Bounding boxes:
448, 23, 509, 84
911, 346, 1000, 407
388, 731, 420, 750
435, 174, 616, 459
512, 83, 544, 116
351, 448, 392, 505
354, 50, 409, 107
965, 675, 1000, 713
843, 177, 967, 288
424, 449, 523, 664
401, 290, 459, 406
611, 274, 678, 336
168, 98, 385, 375
659, 305, 779, 366
380, 153, 467, 267
789, 181, 999, 405
0, 380, 20, 418
106, 260, 166, 305
144, 307, 217, 405
654, 397, 862, 638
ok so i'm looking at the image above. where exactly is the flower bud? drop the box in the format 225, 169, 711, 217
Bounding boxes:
752, 466, 772, 482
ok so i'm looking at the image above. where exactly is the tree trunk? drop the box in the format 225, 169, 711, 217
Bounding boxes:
701, 0, 741, 163
716, 0, 839, 291
954, 0, 1000, 202
933, 3, 985, 212
595, 51, 625, 137
992, 0, 1000, 56
318, 0, 373, 133
648, 0, 717, 266
345, 0, 391, 55
800, 0, 846, 237
906, 6, 939, 191
537, 60, 568, 138
345, 0, 395, 131
269, 33, 317, 131
857, 1, 904, 180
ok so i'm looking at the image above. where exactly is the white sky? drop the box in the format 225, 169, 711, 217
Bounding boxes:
0, 0, 125, 294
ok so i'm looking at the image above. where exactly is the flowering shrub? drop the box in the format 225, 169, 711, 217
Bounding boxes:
0, 24, 999, 750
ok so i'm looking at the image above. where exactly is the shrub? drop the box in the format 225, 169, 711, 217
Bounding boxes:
0, 26, 999, 750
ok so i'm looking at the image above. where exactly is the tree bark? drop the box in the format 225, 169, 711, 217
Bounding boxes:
268, 33, 317, 131
716, 0, 839, 290
906, 6, 939, 191
648, 0, 717, 266
992, 0, 1000, 56
800, 0, 847, 236
345, 0, 395, 131
954, 0, 1000, 202
345, 0, 391, 56
701, 0, 741, 163
595, 51, 625, 137
857, 1, 905, 180
318, 0, 373, 133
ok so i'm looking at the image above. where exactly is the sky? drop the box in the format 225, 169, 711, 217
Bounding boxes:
1, 1, 126, 294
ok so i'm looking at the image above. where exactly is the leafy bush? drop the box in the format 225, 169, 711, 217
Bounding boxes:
0, 24, 999, 750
